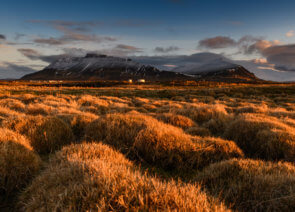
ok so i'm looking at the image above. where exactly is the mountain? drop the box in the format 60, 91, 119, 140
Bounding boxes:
21, 54, 190, 81
188, 65, 261, 82
22, 53, 262, 83
135, 53, 262, 82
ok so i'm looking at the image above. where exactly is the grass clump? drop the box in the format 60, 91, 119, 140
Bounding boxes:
224, 113, 295, 161
195, 158, 295, 211
3, 116, 74, 154
85, 113, 153, 151
0, 128, 41, 203
155, 112, 195, 129
58, 113, 98, 140
18, 143, 229, 211
85, 113, 243, 172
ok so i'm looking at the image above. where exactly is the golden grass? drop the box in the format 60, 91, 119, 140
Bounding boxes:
85, 113, 243, 171
18, 143, 229, 211
58, 113, 98, 140
3, 116, 74, 153
195, 159, 295, 211
0, 128, 41, 203
224, 113, 295, 161
155, 112, 195, 129
0, 83, 294, 210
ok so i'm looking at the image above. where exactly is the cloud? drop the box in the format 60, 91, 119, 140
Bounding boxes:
198, 36, 237, 49
286, 30, 294, 38
260, 44, 295, 71
29, 20, 116, 45
154, 46, 180, 53
243, 40, 280, 54
18, 48, 42, 60
0, 34, 6, 40
34, 37, 64, 45
0, 62, 36, 79
116, 44, 142, 51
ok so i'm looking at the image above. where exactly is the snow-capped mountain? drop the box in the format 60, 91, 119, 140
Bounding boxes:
21, 54, 190, 81
134, 53, 261, 82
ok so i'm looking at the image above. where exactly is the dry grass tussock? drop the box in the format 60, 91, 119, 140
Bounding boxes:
18, 143, 229, 211
225, 113, 295, 161
0, 128, 41, 203
26, 103, 55, 115
195, 159, 295, 211
155, 112, 195, 129
85, 113, 243, 171
0, 98, 25, 112
0, 84, 294, 211
173, 103, 233, 135
3, 115, 74, 153
58, 113, 98, 140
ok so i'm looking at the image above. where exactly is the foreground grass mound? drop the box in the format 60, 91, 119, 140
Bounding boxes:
18, 143, 229, 211
85, 113, 243, 171
3, 115, 74, 154
58, 113, 98, 140
85, 113, 154, 150
0, 128, 41, 203
134, 125, 244, 171
224, 113, 295, 161
195, 159, 295, 211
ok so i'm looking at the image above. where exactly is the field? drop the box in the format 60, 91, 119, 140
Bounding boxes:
0, 82, 295, 211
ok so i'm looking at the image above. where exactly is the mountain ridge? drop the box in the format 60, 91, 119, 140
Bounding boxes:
22, 53, 262, 82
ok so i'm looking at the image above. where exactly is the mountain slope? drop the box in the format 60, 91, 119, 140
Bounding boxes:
22, 53, 262, 83
22, 54, 189, 81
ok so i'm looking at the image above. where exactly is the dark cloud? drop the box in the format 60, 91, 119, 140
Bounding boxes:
198, 36, 236, 49
198, 35, 264, 51
0, 34, 6, 40
34, 37, 64, 45
18, 48, 64, 63
261, 44, 295, 71
29, 20, 116, 45
154, 46, 180, 53
116, 44, 142, 51
18, 48, 41, 60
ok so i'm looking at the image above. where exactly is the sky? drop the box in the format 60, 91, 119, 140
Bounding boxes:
1, 0, 295, 80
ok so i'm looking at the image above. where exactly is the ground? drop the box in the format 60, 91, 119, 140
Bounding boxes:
0, 82, 295, 211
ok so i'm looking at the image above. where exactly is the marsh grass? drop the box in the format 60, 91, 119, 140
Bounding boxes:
0, 83, 294, 211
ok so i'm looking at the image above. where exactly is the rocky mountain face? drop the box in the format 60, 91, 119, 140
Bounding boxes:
22, 53, 262, 82
21, 54, 190, 81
